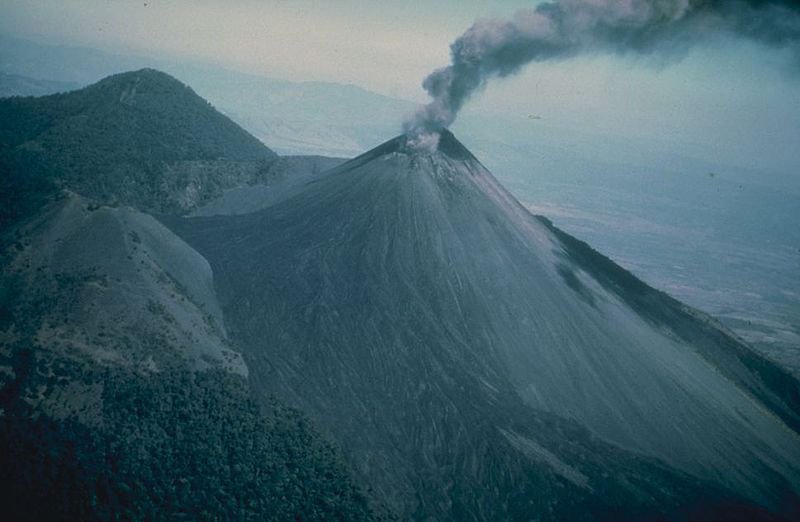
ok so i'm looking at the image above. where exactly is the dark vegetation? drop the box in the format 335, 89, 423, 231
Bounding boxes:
0, 196, 385, 520
0, 68, 277, 229
0, 72, 388, 517
0, 348, 380, 521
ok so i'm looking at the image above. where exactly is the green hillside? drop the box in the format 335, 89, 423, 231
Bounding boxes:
0, 68, 277, 229
0, 358, 378, 521
0, 194, 384, 521
0, 72, 384, 519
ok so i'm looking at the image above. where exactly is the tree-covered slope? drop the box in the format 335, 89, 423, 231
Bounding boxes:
0, 357, 378, 521
0, 195, 384, 521
0, 68, 278, 229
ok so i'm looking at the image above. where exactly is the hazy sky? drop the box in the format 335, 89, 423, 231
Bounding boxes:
1, 0, 799, 176
1, 0, 533, 99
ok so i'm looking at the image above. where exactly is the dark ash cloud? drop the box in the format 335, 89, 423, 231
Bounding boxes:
404, 0, 800, 150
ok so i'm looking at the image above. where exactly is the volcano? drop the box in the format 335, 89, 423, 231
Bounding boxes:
167, 130, 800, 520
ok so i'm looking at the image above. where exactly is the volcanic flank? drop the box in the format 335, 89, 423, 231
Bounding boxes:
167, 130, 800, 520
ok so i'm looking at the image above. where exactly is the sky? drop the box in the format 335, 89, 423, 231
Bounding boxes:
0, 0, 529, 99
1, 0, 799, 179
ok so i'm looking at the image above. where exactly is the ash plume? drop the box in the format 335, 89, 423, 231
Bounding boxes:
404, 0, 800, 150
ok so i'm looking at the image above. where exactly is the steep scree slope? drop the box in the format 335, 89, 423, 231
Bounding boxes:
167, 131, 800, 520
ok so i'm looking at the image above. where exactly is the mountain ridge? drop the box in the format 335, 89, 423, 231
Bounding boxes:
0, 68, 278, 230
0, 70, 387, 520
167, 131, 800, 520
0, 179, 384, 522
2, 60, 798, 519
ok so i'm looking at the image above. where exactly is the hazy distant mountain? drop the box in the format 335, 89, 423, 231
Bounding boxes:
169, 130, 800, 520
183, 72, 412, 157
0, 34, 150, 85
0, 33, 412, 157
0, 72, 80, 98
0, 68, 278, 229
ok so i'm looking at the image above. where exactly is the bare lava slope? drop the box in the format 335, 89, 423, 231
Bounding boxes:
167, 130, 800, 520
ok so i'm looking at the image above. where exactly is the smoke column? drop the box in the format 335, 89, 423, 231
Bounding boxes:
404, 0, 800, 150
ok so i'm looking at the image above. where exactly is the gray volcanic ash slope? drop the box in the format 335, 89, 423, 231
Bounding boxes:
168, 130, 800, 520
3, 192, 246, 376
